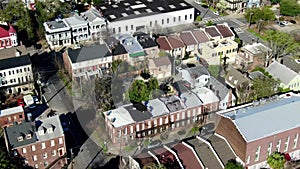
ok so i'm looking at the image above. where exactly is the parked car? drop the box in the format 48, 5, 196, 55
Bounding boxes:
213, 11, 219, 16
32, 96, 39, 103
290, 20, 297, 24
17, 99, 25, 107
276, 21, 285, 27
281, 21, 288, 25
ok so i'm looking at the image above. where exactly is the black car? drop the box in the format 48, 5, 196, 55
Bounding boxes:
290, 20, 297, 24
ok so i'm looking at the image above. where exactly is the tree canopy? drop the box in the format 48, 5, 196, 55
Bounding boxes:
265, 30, 300, 60
225, 159, 244, 169
244, 7, 275, 32
128, 77, 159, 103
0, 0, 34, 39
280, 0, 300, 16
267, 152, 286, 169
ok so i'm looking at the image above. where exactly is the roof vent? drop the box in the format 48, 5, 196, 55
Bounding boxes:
111, 117, 116, 122
107, 111, 112, 116
149, 106, 154, 112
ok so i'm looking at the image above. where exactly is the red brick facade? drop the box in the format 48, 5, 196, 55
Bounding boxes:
14, 136, 67, 169
0, 110, 25, 128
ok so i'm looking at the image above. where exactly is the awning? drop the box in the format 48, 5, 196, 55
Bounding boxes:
129, 51, 145, 58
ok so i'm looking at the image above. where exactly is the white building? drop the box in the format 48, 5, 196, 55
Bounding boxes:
80, 6, 107, 41
96, 0, 195, 34
65, 14, 89, 44
43, 19, 72, 49
0, 54, 34, 94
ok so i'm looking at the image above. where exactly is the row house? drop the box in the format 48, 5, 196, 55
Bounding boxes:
156, 35, 185, 58
65, 14, 89, 44
103, 91, 204, 144
105, 36, 129, 62
63, 43, 112, 82
0, 54, 34, 94
0, 24, 18, 49
148, 56, 172, 79
4, 115, 67, 169
216, 92, 300, 169
0, 106, 25, 128
96, 0, 195, 34
44, 6, 106, 49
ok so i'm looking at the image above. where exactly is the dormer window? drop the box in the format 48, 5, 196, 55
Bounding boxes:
17, 136, 23, 142
26, 134, 32, 139
38, 130, 44, 135
47, 127, 53, 133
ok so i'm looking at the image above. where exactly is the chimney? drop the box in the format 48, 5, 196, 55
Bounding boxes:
15, 50, 21, 57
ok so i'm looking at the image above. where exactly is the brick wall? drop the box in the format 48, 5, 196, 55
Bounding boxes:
0, 111, 25, 127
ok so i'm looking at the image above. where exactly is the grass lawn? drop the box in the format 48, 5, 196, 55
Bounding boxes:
248, 29, 268, 41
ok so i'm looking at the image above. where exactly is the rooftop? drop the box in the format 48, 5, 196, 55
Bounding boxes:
180, 92, 203, 108
156, 36, 172, 50
0, 55, 31, 70
96, 0, 193, 22
242, 42, 270, 55
5, 115, 63, 149
64, 13, 88, 27
133, 32, 158, 49
192, 87, 219, 104
282, 57, 300, 73
167, 35, 185, 49
67, 43, 112, 63
117, 34, 144, 55
44, 19, 71, 33
104, 36, 128, 55
179, 31, 198, 46
152, 56, 171, 67
160, 95, 185, 112
220, 94, 300, 142
225, 67, 251, 88
266, 61, 299, 84
0, 106, 23, 117
145, 98, 170, 117
209, 76, 229, 101
249, 71, 266, 80
103, 106, 135, 128
215, 24, 234, 38
205, 26, 221, 38
191, 29, 209, 43
0, 45, 27, 60
80, 6, 105, 23
123, 103, 153, 122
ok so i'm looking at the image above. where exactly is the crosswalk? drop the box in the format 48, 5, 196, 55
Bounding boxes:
202, 17, 225, 23
229, 18, 246, 27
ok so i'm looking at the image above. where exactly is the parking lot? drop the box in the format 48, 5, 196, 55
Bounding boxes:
270, 23, 300, 34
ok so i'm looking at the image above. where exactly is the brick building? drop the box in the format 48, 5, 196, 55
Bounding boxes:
0, 106, 25, 127
216, 93, 300, 169
0, 24, 17, 49
4, 115, 67, 169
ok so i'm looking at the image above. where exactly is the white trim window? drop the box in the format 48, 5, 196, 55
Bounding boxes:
41, 142, 46, 149
276, 139, 281, 152
59, 138, 63, 144
22, 148, 27, 154
255, 146, 260, 162
294, 134, 298, 149
51, 140, 55, 147
267, 142, 272, 156
284, 137, 290, 152
32, 145, 36, 151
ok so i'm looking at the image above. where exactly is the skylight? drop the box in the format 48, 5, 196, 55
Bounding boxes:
100, 6, 107, 10
134, 11, 141, 15
121, 13, 128, 17
135, 1, 142, 4
112, 4, 118, 8
180, 3, 187, 7
157, 7, 164, 11
109, 15, 116, 19
145, 8, 153, 13
169, 4, 176, 9
124, 2, 130, 6
131, 4, 146, 9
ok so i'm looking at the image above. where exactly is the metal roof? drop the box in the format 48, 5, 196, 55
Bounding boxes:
266, 61, 299, 84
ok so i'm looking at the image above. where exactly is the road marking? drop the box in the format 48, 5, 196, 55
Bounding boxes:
230, 18, 246, 26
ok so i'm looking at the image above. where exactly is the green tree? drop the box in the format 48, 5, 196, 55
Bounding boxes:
0, 0, 34, 39
225, 159, 243, 169
244, 7, 275, 32
196, 15, 202, 21
148, 77, 159, 91
265, 30, 300, 60
280, 0, 300, 16
216, 0, 228, 14
267, 152, 286, 169
252, 76, 280, 99
128, 80, 150, 103
143, 163, 167, 169
206, 20, 214, 26
95, 76, 115, 111
111, 60, 123, 74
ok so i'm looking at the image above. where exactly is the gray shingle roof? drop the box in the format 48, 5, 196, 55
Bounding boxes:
0, 55, 31, 70
266, 61, 299, 84
123, 103, 152, 122
64, 13, 88, 27
209, 76, 229, 101
221, 95, 300, 142
67, 44, 112, 63
282, 56, 300, 74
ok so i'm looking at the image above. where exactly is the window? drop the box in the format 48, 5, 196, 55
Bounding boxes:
20, 69, 22, 73
125, 26, 128, 31
52, 150, 56, 156
284, 137, 290, 152
294, 134, 298, 149
51, 140, 55, 147
255, 146, 260, 161
162, 19, 164, 25
26, 134, 31, 139
9, 71, 11, 75
131, 25, 133, 30
185, 15, 187, 20
16, 69, 19, 74
167, 18, 169, 24
44, 162, 48, 167
18, 136, 23, 142
178, 16, 181, 21
59, 138, 63, 144
112, 28, 115, 33
173, 17, 176, 22
267, 142, 272, 156
276, 139, 281, 152
43, 153, 47, 159
19, 114, 22, 119
190, 14, 192, 19
150, 21, 152, 27
41, 142, 46, 149
155, 20, 157, 25
118, 27, 121, 33
8, 117, 11, 122
22, 148, 27, 154
32, 145, 36, 151
33, 155, 37, 161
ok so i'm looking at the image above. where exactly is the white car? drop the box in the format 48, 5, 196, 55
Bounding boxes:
281, 21, 288, 25
213, 11, 219, 16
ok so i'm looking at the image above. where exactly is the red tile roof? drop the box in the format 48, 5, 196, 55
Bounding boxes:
172, 143, 203, 169
8, 25, 16, 33
205, 27, 221, 37
0, 25, 10, 38
156, 36, 172, 50
191, 29, 209, 43
167, 35, 185, 49
216, 25, 233, 38
179, 31, 197, 46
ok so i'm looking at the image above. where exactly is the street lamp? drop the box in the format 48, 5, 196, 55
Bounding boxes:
248, 13, 254, 29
